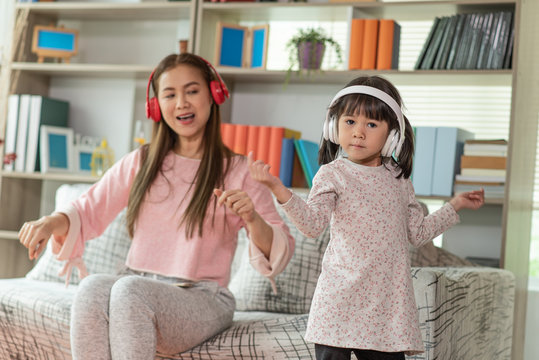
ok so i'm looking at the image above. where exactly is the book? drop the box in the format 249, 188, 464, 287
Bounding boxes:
246, 125, 259, 159
453, 14, 475, 69
293, 139, 320, 188
460, 168, 506, 177
421, 16, 448, 70
291, 150, 307, 188
3, 94, 20, 171
25, 95, 70, 173
233, 124, 248, 155
415, 17, 440, 69
431, 127, 474, 197
279, 137, 295, 187
221, 123, 235, 151
411, 126, 436, 196
14, 94, 32, 172
460, 155, 506, 169
485, 12, 504, 69
493, 11, 513, 69
256, 126, 271, 163
464, 13, 485, 69
476, 12, 494, 69
433, 15, 457, 70
376, 19, 400, 70
455, 174, 506, 183
215, 22, 269, 69
445, 14, 467, 69
348, 18, 365, 70
502, 21, 514, 69
361, 19, 379, 70
463, 141, 508, 157
267, 126, 302, 177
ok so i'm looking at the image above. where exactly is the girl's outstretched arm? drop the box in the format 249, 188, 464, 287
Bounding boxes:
449, 188, 485, 211
247, 152, 292, 204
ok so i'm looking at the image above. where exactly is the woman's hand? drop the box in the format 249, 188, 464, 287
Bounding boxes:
214, 188, 257, 223
18, 213, 69, 260
449, 188, 485, 212
248, 152, 292, 204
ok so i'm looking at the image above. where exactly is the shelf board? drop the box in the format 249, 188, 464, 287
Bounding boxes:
201, 0, 515, 21
15, 2, 192, 21
1, 171, 99, 183
11, 62, 153, 78
218, 68, 512, 85
0, 230, 19, 241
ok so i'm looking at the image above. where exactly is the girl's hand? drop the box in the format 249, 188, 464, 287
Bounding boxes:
18, 213, 69, 260
248, 152, 292, 204
214, 188, 257, 223
449, 188, 485, 212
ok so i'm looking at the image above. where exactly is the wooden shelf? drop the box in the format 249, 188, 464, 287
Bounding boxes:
16, 2, 192, 21
0, 171, 99, 183
200, 0, 515, 21
11, 62, 154, 78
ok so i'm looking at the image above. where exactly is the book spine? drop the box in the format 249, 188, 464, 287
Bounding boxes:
15, 94, 32, 173
268, 127, 285, 177
256, 125, 272, 164
233, 124, 248, 155
246, 125, 259, 159
3, 94, 20, 171
348, 19, 365, 70
279, 137, 295, 187
376, 19, 396, 70
361, 19, 379, 70
221, 123, 236, 151
461, 155, 506, 169
411, 126, 437, 196
415, 17, 440, 69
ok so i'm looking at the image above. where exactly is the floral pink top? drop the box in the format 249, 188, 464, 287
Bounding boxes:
280, 158, 459, 354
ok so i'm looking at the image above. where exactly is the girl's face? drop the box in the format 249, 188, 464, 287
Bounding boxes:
337, 112, 389, 166
157, 64, 213, 152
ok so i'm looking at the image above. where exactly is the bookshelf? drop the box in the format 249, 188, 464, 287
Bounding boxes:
0, 1, 537, 359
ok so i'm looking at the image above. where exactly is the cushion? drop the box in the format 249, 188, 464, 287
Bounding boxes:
229, 189, 329, 314
25, 184, 131, 285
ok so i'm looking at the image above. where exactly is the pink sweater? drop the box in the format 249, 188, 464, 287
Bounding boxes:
53, 149, 294, 291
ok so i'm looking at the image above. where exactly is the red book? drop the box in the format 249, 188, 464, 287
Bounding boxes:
221, 123, 235, 151
256, 126, 272, 164
233, 124, 248, 155
246, 125, 259, 159
348, 19, 365, 70
361, 19, 379, 70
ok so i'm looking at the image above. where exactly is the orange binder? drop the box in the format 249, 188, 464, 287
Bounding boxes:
233, 124, 248, 155
256, 126, 272, 164
221, 123, 235, 150
268, 127, 285, 177
361, 19, 379, 70
376, 19, 401, 70
348, 19, 365, 70
246, 125, 259, 159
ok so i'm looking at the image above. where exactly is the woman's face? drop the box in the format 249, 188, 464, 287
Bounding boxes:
157, 64, 213, 151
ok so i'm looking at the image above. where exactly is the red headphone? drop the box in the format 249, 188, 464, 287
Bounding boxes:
145, 55, 230, 122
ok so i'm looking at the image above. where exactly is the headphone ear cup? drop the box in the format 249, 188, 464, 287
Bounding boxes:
146, 96, 161, 122
328, 115, 339, 144
210, 80, 225, 105
382, 129, 399, 157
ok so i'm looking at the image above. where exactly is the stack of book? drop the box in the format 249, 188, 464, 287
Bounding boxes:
220, 124, 320, 188
415, 10, 514, 70
348, 18, 400, 70
454, 139, 507, 199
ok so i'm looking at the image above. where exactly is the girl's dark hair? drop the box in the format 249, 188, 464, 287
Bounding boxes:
318, 75, 414, 178
126, 53, 234, 238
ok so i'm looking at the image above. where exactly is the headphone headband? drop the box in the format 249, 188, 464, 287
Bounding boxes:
324, 85, 405, 157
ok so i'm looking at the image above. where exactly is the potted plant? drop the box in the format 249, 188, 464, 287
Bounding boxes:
285, 27, 343, 79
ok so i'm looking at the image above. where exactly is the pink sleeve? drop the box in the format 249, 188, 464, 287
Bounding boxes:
240, 168, 294, 293
50, 149, 142, 281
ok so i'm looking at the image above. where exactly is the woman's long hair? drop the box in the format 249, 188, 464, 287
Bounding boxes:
318, 75, 414, 178
126, 53, 234, 238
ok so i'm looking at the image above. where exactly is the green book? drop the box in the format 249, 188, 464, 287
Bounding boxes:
293, 139, 320, 188
25, 95, 70, 172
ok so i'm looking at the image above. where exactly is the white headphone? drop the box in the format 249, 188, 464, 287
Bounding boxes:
323, 85, 405, 158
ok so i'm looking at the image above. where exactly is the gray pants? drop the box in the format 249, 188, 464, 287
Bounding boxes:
70, 269, 235, 360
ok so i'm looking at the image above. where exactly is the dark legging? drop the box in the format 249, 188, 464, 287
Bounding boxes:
315, 344, 406, 360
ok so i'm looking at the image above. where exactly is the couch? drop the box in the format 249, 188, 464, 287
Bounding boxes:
0, 184, 515, 359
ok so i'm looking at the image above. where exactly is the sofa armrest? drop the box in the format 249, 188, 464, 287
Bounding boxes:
409, 267, 515, 360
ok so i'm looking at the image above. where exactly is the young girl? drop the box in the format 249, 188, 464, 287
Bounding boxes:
249, 75, 484, 360
18, 53, 294, 360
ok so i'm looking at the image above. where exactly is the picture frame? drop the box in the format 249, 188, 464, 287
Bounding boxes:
40, 125, 74, 173
214, 22, 269, 69
215, 22, 247, 68
31, 25, 79, 63
73, 143, 95, 174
